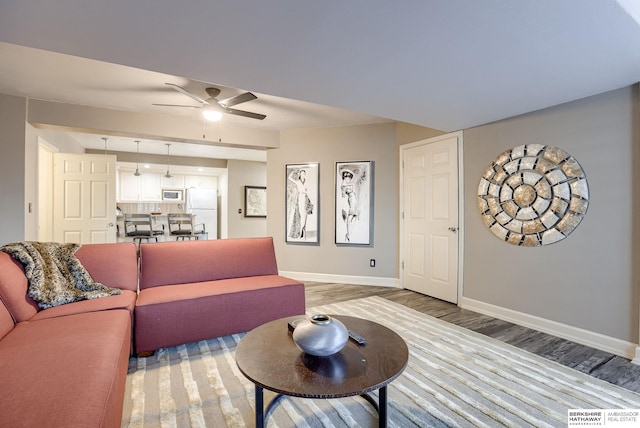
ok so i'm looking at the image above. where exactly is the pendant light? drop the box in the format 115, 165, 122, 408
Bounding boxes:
134, 140, 142, 176
164, 143, 173, 179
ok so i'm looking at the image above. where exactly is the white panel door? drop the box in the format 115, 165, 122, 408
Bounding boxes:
53, 153, 117, 244
38, 141, 55, 242
402, 133, 460, 303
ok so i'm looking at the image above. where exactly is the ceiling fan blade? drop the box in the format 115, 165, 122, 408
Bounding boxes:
165, 83, 208, 104
224, 107, 266, 120
219, 92, 257, 108
152, 103, 202, 108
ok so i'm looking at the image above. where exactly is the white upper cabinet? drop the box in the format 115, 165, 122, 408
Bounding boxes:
117, 164, 218, 202
160, 174, 185, 189
139, 173, 162, 201
118, 170, 162, 202
185, 175, 217, 189
119, 171, 140, 202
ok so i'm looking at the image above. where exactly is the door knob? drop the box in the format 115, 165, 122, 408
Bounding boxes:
448, 226, 458, 233
108, 222, 115, 227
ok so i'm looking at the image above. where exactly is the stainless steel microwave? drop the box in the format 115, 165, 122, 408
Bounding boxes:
162, 189, 183, 201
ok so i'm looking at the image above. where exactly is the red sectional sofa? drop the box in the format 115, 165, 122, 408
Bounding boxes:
0, 237, 305, 427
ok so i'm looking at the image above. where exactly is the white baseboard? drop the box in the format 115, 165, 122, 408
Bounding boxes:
460, 296, 638, 361
279, 271, 400, 288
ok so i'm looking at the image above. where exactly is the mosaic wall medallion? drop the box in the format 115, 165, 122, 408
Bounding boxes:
477, 144, 589, 246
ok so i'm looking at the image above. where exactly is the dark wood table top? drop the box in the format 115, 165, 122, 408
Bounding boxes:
236, 315, 409, 399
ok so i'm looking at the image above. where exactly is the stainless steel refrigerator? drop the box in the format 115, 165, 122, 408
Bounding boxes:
185, 188, 218, 240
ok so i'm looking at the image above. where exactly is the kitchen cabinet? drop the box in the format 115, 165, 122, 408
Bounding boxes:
118, 170, 162, 202
119, 172, 139, 202
160, 174, 184, 189
185, 175, 217, 189
117, 164, 218, 203
140, 173, 162, 201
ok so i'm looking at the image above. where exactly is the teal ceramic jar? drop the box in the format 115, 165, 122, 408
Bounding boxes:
292, 314, 349, 357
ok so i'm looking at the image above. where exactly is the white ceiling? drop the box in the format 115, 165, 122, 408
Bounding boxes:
0, 1, 639, 160
0, 42, 391, 161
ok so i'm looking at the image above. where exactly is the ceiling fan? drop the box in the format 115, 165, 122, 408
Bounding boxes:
153, 83, 266, 120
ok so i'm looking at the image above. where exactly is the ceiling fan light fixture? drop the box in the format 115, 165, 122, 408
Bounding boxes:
202, 107, 222, 122
157, 83, 265, 121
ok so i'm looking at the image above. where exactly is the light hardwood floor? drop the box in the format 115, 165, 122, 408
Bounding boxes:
304, 282, 640, 394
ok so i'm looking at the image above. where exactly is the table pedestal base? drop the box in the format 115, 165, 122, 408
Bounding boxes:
255, 385, 388, 428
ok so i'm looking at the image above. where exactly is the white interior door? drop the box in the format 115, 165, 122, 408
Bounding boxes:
38, 140, 55, 242
53, 153, 117, 244
401, 133, 461, 303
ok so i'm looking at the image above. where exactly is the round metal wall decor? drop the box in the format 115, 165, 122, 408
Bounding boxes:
477, 144, 589, 246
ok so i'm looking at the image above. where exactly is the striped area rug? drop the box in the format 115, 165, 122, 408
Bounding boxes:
121, 296, 640, 427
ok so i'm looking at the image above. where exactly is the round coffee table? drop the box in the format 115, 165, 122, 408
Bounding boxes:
236, 315, 408, 428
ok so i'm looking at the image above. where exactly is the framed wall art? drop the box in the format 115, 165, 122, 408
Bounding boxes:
335, 161, 373, 245
285, 163, 319, 244
244, 186, 267, 218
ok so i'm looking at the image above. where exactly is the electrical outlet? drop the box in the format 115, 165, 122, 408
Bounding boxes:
370, 259, 376, 267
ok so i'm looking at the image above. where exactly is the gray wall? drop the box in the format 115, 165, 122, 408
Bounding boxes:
0, 94, 27, 244
267, 123, 398, 279
463, 86, 639, 342
227, 159, 267, 238
396, 122, 446, 146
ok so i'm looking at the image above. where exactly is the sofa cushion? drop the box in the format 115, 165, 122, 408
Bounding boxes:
0, 310, 131, 428
0, 252, 39, 322
135, 275, 305, 353
139, 237, 279, 289
0, 301, 14, 340
76, 242, 138, 292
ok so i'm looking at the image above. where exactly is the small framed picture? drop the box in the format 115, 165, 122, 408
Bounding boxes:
335, 161, 374, 245
286, 163, 319, 244
244, 186, 267, 218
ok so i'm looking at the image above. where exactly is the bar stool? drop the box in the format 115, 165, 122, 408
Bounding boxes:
167, 213, 205, 240
124, 214, 164, 247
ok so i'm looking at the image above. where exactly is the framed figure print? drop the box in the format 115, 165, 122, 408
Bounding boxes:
285, 163, 319, 244
244, 186, 266, 218
335, 161, 373, 245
